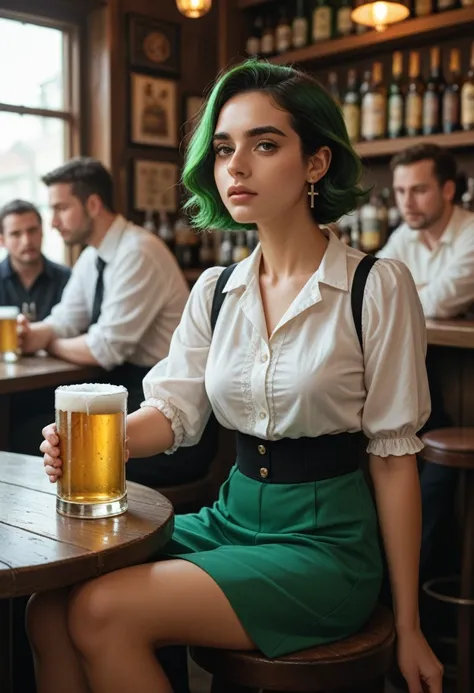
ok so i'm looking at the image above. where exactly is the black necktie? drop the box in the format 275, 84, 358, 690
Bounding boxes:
91, 256, 106, 325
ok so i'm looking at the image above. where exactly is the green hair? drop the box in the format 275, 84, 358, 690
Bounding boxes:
182, 59, 366, 230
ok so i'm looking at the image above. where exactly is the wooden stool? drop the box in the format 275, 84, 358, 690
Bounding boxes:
420, 427, 474, 693
191, 604, 395, 693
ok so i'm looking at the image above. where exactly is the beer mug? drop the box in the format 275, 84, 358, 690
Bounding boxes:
0, 306, 19, 362
55, 383, 128, 519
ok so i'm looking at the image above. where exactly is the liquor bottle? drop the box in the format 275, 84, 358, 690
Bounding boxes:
174, 214, 199, 269
405, 51, 424, 137
360, 193, 384, 253
219, 232, 234, 266
245, 16, 263, 57
359, 69, 372, 100
350, 211, 361, 250
342, 69, 361, 144
437, 0, 457, 10
387, 51, 405, 139
443, 48, 462, 133
461, 41, 474, 131
461, 178, 474, 211
198, 232, 215, 269
312, 0, 333, 42
157, 209, 175, 253
414, 0, 433, 15
260, 16, 275, 57
328, 71, 341, 105
292, 0, 309, 48
232, 231, 251, 263
338, 215, 352, 244
143, 209, 157, 234
275, 5, 292, 54
423, 46, 444, 135
336, 0, 354, 37
361, 62, 386, 141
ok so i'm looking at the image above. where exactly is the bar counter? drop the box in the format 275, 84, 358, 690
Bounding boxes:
426, 319, 474, 350
426, 318, 474, 428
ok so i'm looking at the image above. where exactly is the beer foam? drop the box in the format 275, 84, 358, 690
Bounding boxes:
0, 306, 19, 319
55, 383, 127, 415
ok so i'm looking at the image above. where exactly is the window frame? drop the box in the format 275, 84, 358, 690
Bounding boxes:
0, 8, 82, 264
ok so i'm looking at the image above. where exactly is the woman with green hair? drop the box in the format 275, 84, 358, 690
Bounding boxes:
33, 59, 442, 693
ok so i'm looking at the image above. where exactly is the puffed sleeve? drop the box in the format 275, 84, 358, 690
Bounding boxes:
140, 266, 223, 454
362, 259, 431, 457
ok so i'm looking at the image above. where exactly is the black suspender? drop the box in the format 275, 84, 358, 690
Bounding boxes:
210, 255, 378, 351
350, 254, 378, 350
210, 263, 238, 333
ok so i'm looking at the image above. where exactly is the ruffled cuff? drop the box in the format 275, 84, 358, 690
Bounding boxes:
140, 398, 184, 454
366, 435, 424, 458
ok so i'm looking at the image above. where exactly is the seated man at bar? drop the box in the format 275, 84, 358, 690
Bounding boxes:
378, 143, 474, 586
377, 143, 474, 318
0, 199, 71, 320
18, 157, 217, 488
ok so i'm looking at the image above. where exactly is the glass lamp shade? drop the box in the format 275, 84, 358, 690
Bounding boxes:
176, 0, 212, 18
351, 0, 410, 31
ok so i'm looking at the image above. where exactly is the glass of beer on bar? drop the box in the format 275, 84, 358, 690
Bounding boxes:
55, 383, 128, 519
0, 306, 19, 362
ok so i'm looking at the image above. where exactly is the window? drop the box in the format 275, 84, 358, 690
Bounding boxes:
0, 13, 79, 264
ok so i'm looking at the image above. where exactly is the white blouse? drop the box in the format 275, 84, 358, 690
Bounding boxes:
141, 231, 431, 458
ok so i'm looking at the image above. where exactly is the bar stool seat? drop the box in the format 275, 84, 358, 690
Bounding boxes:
420, 427, 474, 693
191, 604, 395, 693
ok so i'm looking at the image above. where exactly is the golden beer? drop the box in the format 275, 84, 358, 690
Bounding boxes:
0, 306, 19, 362
55, 383, 128, 518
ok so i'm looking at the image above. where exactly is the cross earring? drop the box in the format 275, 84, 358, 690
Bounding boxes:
308, 181, 319, 209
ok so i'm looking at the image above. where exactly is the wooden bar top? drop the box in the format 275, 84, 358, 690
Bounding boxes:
426, 319, 474, 349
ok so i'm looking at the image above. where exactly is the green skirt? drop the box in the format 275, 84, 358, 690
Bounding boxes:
164, 464, 383, 658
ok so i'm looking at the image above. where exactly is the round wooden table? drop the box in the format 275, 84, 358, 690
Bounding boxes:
0, 452, 174, 693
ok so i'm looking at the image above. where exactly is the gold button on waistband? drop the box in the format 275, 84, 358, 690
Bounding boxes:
260, 467, 269, 479
257, 444, 266, 455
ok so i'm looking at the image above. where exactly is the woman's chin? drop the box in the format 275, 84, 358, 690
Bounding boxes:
230, 209, 257, 224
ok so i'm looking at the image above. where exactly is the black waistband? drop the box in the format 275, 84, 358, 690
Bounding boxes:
236, 432, 362, 484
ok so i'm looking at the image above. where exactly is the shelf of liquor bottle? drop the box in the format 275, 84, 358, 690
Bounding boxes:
183, 268, 204, 282
355, 130, 474, 159
269, 7, 474, 67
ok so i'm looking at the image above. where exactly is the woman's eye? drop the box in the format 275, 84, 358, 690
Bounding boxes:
257, 141, 277, 152
215, 145, 233, 156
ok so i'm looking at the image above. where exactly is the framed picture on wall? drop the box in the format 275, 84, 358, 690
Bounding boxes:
184, 94, 204, 135
134, 159, 179, 213
131, 73, 178, 147
128, 13, 180, 76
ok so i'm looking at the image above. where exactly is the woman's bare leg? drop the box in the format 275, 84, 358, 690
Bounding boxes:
68, 558, 255, 693
26, 588, 90, 693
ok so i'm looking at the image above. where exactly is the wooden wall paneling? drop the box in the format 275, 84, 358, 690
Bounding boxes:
108, 0, 219, 219
218, 0, 245, 71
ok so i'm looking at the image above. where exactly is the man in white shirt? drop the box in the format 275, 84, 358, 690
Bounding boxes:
377, 143, 474, 318
378, 144, 471, 586
16, 158, 217, 489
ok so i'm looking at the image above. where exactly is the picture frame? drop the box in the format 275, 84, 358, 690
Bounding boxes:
128, 13, 180, 76
134, 159, 179, 213
184, 94, 205, 136
131, 73, 178, 148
